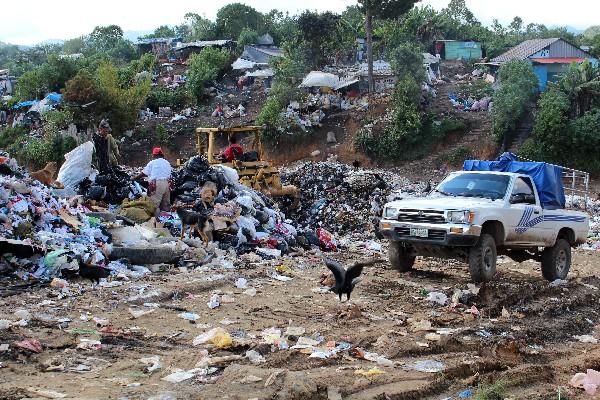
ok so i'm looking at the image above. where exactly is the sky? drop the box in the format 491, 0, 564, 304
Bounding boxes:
1, 0, 598, 45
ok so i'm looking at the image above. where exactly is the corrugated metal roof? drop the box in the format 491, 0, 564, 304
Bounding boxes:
491, 38, 560, 63
240, 46, 284, 64
531, 57, 585, 64
175, 40, 234, 50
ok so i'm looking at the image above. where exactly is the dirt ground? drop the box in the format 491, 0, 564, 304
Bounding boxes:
1, 242, 600, 400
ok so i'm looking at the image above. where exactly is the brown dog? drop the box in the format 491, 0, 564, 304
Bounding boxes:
175, 207, 213, 245
30, 162, 64, 188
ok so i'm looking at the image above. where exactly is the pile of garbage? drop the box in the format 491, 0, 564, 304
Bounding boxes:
169, 155, 298, 255
281, 158, 421, 234
0, 155, 116, 282
448, 93, 492, 112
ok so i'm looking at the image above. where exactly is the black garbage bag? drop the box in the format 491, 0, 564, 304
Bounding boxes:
0, 163, 14, 176
92, 166, 132, 203
186, 155, 210, 174
87, 185, 107, 201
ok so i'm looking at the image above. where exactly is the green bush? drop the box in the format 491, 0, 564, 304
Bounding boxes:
356, 77, 436, 161
10, 134, 76, 170
95, 60, 151, 134
256, 96, 285, 142
187, 48, 232, 102
0, 126, 28, 149
474, 380, 507, 400
155, 124, 171, 147
492, 61, 538, 142
256, 50, 307, 142
238, 28, 259, 48
146, 86, 193, 112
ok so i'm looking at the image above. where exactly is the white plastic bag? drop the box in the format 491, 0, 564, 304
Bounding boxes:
57, 141, 95, 191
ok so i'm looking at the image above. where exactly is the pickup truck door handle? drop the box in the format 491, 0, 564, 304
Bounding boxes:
533, 210, 540, 214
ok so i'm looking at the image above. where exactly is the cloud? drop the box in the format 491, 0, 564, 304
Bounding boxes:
0, 0, 355, 45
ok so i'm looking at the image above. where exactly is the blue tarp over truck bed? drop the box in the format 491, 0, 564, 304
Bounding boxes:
463, 153, 565, 209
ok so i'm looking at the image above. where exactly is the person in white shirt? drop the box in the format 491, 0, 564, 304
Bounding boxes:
134, 147, 172, 215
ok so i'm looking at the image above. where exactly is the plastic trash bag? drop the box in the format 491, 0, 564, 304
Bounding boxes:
57, 141, 95, 191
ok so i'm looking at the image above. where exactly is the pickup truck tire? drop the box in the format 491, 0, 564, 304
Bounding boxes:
388, 241, 415, 272
541, 239, 571, 281
468, 234, 497, 282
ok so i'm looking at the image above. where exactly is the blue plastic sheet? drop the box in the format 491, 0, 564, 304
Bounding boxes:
45, 92, 62, 103
12, 100, 36, 109
463, 152, 565, 209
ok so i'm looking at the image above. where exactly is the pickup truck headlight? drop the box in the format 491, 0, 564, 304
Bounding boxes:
447, 210, 475, 224
383, 207, 399, 219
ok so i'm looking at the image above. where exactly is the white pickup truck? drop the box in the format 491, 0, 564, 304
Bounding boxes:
379, 171, 589, 282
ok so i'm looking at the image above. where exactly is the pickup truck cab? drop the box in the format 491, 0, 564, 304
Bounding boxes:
380, 170, 589, 282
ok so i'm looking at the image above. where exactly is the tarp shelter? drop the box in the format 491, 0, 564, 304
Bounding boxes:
463, 152, 565, 209
299, 71, 340, 89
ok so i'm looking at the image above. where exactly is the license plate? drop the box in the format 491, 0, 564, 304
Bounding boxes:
410, 228, 429, 238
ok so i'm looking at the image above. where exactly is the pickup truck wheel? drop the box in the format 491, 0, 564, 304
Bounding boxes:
388, 241, 415, 272
541, 239, 571, 281
468, 234, 497, 282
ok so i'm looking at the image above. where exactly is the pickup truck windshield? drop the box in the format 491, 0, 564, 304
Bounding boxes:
433, 173, 510, 200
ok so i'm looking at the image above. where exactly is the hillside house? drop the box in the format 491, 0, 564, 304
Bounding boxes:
491, 38, 598, 91
137, 37, 182, 56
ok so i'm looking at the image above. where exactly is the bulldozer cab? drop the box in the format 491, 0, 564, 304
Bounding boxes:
195, 126, 298, 206
196, 126, 265, 165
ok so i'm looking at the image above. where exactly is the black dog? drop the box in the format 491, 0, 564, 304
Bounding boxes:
175, 207, 213, 245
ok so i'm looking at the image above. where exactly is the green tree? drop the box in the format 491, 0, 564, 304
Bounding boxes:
296, 11, 340, 68
491, 61, 539, 143
389, 42, 425, 81
184, 13, 217, 41
442, 0, 478, 25
95, 60, 151, 134
237, 28, 259, 47
141, 25, 177, 39
16, 69, 46, 100
357, 0, 419, 92
87, 25, 124, 52
186, 48, 232, 101
84, 25, 136, 62
42, 54, 80, 92
63, 36, 85, 54
520, 89, 570, 161
263, 10, 298, 45
215, 3, 265, 40
583, 26, 600, 40
554, 60, 600, 117
63, 71, 101, 125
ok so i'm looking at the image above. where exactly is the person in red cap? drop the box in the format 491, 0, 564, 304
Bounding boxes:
134, 147, 172, 215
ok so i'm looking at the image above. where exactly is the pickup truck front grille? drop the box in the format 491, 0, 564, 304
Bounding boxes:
397, 209, 445, 224
395, 227, 446, 241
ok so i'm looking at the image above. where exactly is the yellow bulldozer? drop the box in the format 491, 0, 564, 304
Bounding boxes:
194, 126, 299, 207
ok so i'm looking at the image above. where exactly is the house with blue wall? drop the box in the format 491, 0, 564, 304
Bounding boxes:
491, 38, 598, 91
